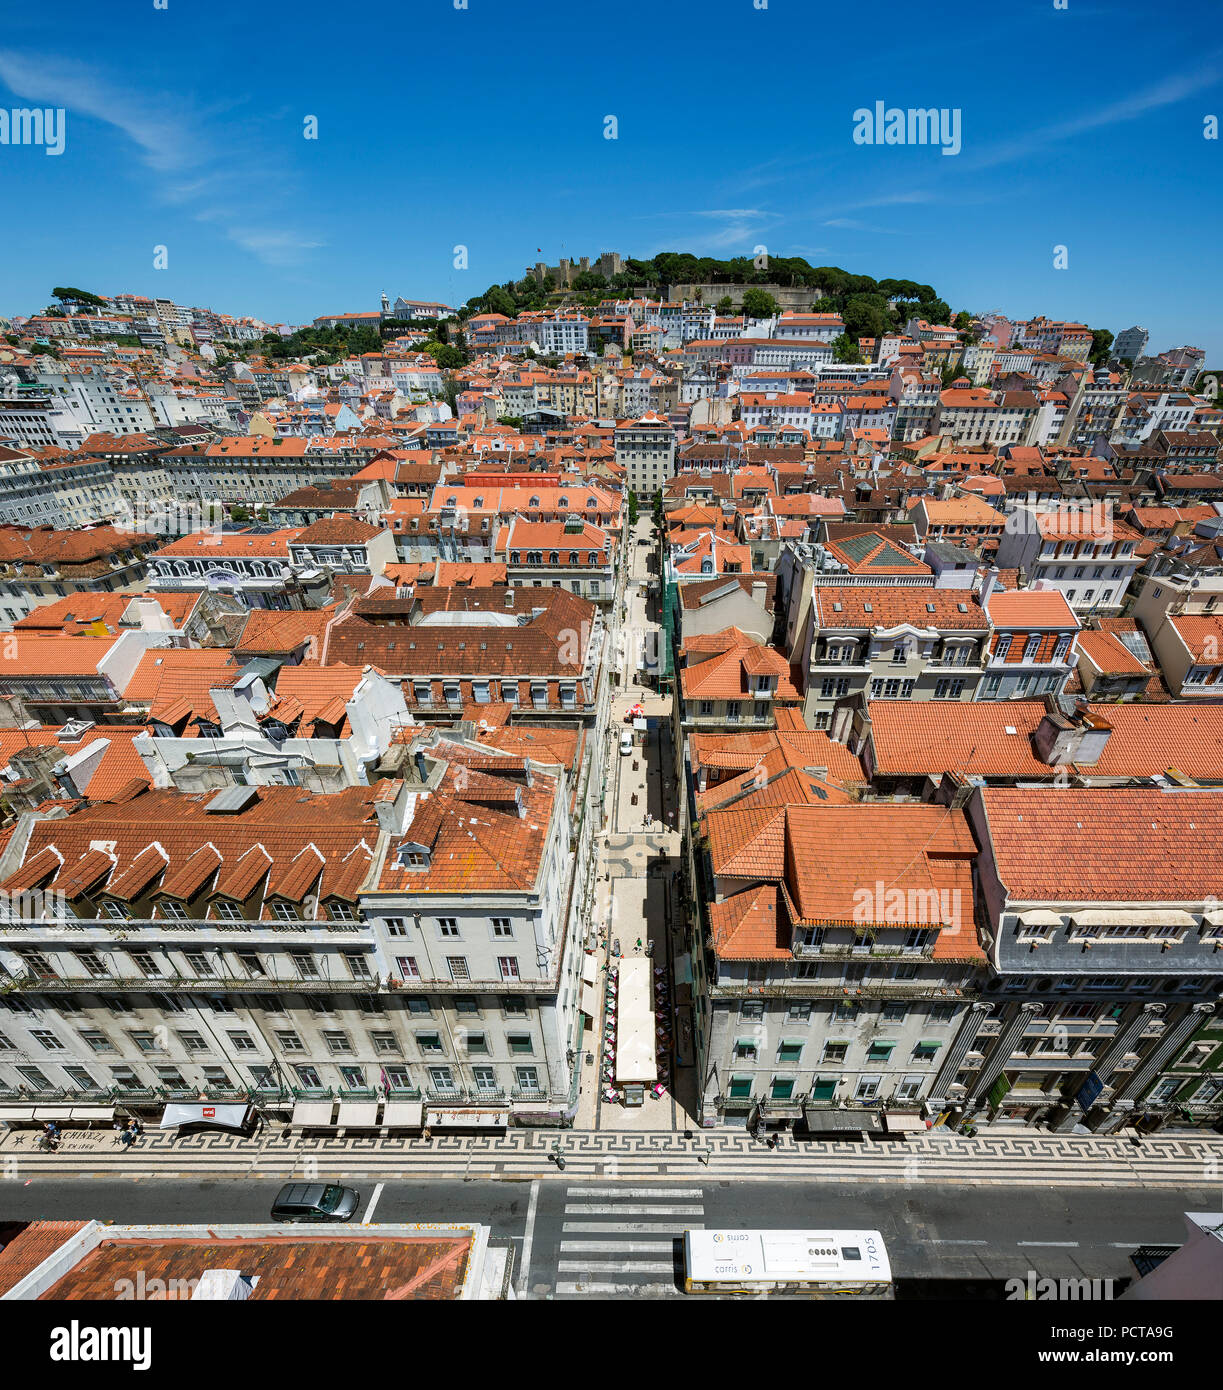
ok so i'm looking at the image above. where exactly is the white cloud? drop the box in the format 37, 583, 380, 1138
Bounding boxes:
0, 49, 319, 268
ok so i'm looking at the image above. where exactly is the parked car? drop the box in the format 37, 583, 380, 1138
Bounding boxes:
620, 730, 634, 756
271, 1183, 360, 1223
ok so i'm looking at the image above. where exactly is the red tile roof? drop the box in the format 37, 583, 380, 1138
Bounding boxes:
979, 787, 1223, 901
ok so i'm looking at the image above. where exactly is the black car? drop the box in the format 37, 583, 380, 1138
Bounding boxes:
270, 1182, 361, 1222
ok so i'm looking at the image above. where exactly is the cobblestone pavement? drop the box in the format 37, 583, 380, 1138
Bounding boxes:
3, 1124, 1220, 1187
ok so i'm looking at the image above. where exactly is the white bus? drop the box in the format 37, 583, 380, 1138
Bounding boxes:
683, 1229, 893, 1297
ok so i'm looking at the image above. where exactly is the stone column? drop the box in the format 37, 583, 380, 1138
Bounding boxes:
929, 1001, 991, 1105
967, 1001, 1043, 1112
1114, 1002, 1217, 1105
1054, 1002, 1164, 1131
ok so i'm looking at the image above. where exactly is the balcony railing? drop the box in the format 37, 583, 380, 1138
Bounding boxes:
510, 1085, 549, 1101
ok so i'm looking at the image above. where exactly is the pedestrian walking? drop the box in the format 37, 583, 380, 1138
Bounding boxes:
119, 1127, 135, 1149
421, 1126, 432, 1143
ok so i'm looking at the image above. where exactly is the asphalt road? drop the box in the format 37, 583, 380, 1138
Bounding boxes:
4, 1177, 1214, 1298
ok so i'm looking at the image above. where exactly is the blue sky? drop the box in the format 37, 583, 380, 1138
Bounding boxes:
1, 0, 1221, 359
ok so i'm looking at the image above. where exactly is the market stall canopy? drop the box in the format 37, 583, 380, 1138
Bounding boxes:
615, 956, 658, 1085
581, 954, 599, 986
580, 982, 600, 1018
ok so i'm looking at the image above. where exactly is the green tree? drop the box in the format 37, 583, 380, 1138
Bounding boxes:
952, 311, 973, 331
831, 334, 863, 364
1089, 329, 1114, 366
741, 288, 779, 320
715, 296, 733, 314
52, 286, 106, 307
230, 505, 251, 523
842, 293, 891, 340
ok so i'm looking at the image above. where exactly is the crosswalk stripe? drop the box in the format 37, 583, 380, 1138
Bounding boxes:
565, 1186, 704, 1198
559, 1240, 675, 1254
563, 1221, 701, 1235
558, 1259, 675, 1274
564, 1203, 704, 1216
556, 1281, 681, 1297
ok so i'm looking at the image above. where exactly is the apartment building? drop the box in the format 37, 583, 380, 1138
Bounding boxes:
993, 506, 1143, 615
951, 786, 1222, 1132
686, 801, 985, 1129
798, 588, 990, 728
495, 517, 615, 603
614, 413, 677, 496
978, 587, 1079, 700
0, 524, 157, 627
133, 662, 411, 793
0, 727, 597, 1129
147, 529, 330, 610
677, 628, 802, 732
286, 518, 397, 577
909, 495, 1007, 556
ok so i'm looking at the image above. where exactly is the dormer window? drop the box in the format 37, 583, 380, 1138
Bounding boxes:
396, 844, 431, 871
270, 900, 299, 923
158, 900, 189, 922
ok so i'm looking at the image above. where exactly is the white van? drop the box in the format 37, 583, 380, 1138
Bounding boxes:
620, 730, 634, 756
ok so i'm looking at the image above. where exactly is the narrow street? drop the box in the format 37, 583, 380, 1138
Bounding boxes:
573, 513, 696, 1132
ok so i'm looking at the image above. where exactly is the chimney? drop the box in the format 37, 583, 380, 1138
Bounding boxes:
751, 580, 767, 608
413, 749, 428, 783
979, 566, 1000, 607
191, 1269, 256, 1300
1031, 696, 1112, 767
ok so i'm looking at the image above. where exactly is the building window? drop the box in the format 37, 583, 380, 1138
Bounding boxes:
508, 1034, 533, 1055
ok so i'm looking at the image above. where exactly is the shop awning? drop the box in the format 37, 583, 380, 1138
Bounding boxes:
382, 1101, 424, 1129
32, 1107, 75, 1123
801, 1107, 883, 1134
336, 1101, 379, 1128
290, 1100, 336, 1128
70, 1106, 114, 1123
883, 1112, 927, 1133
0, 1106, 37, 1123
425, 1108, 507, 1129
581, 954, 598, 986
160, 1102, 252, 1132
580, 982, 600, 1018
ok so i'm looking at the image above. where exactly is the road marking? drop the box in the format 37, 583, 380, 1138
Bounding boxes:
1017, 1241, 1080, 1247
559, 1240, 675, 1254
361, 1182, 383, 1225
564, 1203, 704, 1216
516, 1179, 540, 1297
556, 1281, 680, 1297
566, 1186, 703, 1198
558, 1259, 675, 1274
563, 1221, 702, 1235
932, 1239, 987, 1246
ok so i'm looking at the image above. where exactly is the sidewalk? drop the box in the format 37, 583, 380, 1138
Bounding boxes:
3, 1124, 1219, 1187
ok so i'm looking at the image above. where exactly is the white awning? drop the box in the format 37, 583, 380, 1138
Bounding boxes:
1205, 909, 1223, 927
1018, 910, 1064, 927
426, 1108, 507, 1129
161, 1102, 252, 1131
883, 1112, 927, 1132
580, 982, 600, 1018
382, 1101, 424, 1129
581, 954, 599, 986
290, 1100, 336, 1128
616, 956, 658, 1084
70, 1106, 114, 1123
32, 1107, 75, 1123
336, 1101, 379, 1128
0, 1106, 37, 1123
1071, 909, 1196, 927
